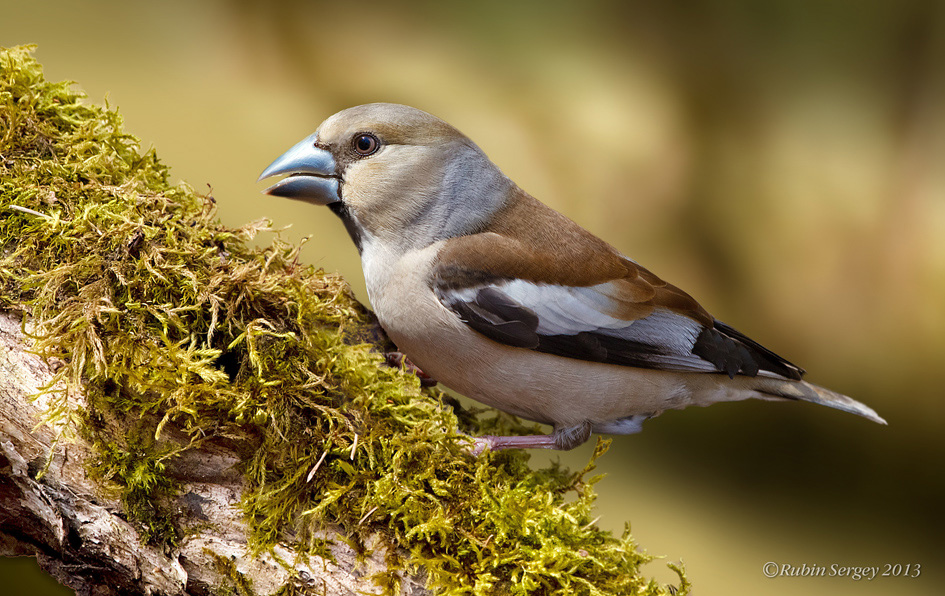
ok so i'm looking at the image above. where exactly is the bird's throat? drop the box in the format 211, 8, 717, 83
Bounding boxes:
328, 201, 365, 254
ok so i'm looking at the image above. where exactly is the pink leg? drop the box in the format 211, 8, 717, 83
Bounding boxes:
470, 434, 560, 455
469, 422, 592, 454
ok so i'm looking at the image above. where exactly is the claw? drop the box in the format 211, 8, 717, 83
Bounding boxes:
385, 351, 437, 387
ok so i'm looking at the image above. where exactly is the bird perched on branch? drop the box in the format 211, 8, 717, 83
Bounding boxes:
259, 103, 885, 452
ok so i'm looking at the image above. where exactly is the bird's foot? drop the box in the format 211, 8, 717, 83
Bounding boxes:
468, 422, 592, 455
385, 351, 437, 387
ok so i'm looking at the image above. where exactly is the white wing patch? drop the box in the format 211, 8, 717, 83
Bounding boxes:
440, 279, 711, 369
503, 279, 700, 343
496, 280, 627, 333
597, 310, 701, 354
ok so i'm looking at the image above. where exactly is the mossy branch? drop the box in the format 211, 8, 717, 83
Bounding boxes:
0, 45, 686, 596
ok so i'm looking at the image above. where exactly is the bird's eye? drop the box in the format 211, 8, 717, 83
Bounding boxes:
353, 134, 379, 156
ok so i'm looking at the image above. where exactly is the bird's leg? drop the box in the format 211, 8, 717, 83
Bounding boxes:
469, 434, 558, 454
469, 421, 592, 455
384, 351, 438, 387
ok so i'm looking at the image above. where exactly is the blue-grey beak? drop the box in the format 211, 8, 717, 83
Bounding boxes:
258, 132, 340, 205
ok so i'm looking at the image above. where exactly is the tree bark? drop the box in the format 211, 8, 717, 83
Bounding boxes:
0, 310, 429, 596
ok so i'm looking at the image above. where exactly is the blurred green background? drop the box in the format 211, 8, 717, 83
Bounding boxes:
2, 1, 943, 594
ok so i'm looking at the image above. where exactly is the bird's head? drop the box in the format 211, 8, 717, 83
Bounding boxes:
259, 103, 513, 253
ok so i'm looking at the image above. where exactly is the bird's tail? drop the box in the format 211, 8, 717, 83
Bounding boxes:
753, 377, 887, 425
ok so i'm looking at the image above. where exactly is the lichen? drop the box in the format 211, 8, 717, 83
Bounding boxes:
0, 45, 687, 595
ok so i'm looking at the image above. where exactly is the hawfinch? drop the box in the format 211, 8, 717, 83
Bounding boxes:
259, 103, 886, 451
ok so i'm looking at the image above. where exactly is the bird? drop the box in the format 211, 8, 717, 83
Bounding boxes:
258, 103, 886, 452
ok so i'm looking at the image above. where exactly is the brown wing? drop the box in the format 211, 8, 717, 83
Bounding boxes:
433, 189, 804, 379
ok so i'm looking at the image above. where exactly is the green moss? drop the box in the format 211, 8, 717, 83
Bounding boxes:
0, 45, 687, 595
84, 409, 184, 544
205, 549, 257, 596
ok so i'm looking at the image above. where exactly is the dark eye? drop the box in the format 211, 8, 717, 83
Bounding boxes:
353, 134, 379, 156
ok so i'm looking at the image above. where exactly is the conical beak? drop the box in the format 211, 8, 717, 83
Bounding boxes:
258, 133, 340, 205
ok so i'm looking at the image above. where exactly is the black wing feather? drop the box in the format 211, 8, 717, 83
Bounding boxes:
693, 320, 804, 380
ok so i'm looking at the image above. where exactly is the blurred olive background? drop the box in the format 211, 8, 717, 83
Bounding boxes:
2, 0, 943, 594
